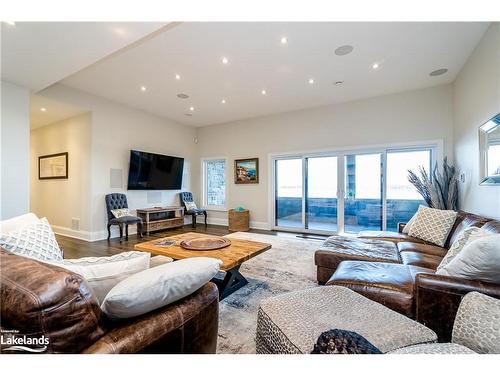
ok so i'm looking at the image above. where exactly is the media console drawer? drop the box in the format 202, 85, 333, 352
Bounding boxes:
137, 207, 184, 234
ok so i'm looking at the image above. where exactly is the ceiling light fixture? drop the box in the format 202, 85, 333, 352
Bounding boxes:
261, 89, 267, 95
140, 86, 147, 92
221, 99, 226, 104
189, 106, 195, 112
280, 36, 288, 44
334, 45, 354, 56
334, 80, 344, 86
222, 57, 229, 64
175, 74, 181, 80
308, 78, 315, 85
5, 21, 16, 26
40, 107, 47, 112
372, 63, 380, 70
429, 68, 448, 77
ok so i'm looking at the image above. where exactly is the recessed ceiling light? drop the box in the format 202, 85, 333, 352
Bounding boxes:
189, 106, 195, 112
429, 68, 448, 77
335, 45, 354, 56
308, 78, 315, 85
280, 36, 288, 44
334, 80, 344, 86
261, 89, 267, 95
5, 21, 16, 26
222, 57, 229, 64
177, 93, 189, 99
40, 107, 47, 112
175, 74, 181, 80
140, 86, 147, 92
221, 99, 227, 104
372, 63, 380, 70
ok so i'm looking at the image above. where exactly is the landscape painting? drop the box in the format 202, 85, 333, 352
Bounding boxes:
234, 158, 259, 184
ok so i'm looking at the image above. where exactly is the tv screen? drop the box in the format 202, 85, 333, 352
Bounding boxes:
127, 150, 184, 190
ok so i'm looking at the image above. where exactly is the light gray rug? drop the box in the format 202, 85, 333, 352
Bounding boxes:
217, 232, 321, 354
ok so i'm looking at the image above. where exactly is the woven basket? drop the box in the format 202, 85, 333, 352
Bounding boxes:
228, 209, 250, 231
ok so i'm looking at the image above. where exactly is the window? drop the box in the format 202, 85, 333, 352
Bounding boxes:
203, 159, 226, 208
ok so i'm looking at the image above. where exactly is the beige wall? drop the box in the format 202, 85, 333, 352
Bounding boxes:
35, 84, 198, 240
1, 81, 30, 220
453, 23, 500, 219
30, 113, 92, 235
197, 84, 454, 227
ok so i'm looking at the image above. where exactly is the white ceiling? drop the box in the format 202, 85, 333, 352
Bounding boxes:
30, 95, 88, 129
60, 22, 489, 127
1, 22, 168, 91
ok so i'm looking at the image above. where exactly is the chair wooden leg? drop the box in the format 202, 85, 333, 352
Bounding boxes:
119, 224, 123, 242
138, 222, 144, 238
192, 214, 196, 228
107, 223, 111, 240
204, 212, 208, 226
125, 224, 129, 241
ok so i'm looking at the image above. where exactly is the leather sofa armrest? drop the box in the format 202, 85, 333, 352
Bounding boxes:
83, 282, 219, 354
415, 273, 500, 342
397, 222, 406, 233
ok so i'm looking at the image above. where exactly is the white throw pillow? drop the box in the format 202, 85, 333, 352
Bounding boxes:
0, 213, 40, 234
111, 208, 131, 218
48, 251, 151, 303
101, 257, 222, 319
437, 227, 481, 271
436, 233, 500, 283
0, 217, 63, 261
402, 212, 418, 234
408, 205, 457, 247
185, 201, 197, 211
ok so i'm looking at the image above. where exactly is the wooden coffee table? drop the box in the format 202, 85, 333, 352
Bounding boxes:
134, 232, 272, 299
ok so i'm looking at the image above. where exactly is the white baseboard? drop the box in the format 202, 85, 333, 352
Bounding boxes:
206, 217, 270, 230
52, 225, 93, 242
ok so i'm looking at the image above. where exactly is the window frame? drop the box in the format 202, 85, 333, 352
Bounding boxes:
201, 157, 228, 211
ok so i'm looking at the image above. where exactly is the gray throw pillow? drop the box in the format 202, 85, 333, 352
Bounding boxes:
437, 227, 481, 271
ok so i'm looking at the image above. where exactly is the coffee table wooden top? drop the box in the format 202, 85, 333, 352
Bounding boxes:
134, 232, 272, 271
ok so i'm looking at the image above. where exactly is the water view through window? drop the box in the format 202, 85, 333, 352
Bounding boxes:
274, 148, 432, 233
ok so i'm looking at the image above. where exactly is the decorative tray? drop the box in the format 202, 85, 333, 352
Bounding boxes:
179, 237, 231, 251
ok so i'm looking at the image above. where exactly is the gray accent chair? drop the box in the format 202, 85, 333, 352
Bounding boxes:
105, 193, 143, 242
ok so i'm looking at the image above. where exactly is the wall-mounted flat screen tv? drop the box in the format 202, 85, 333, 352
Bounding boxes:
127, 150, 184, 190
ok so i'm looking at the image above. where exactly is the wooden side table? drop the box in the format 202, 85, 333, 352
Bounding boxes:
228, 209, 250, 231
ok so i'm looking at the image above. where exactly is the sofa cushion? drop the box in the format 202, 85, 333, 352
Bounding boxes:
444, 211, 490, 248
481, 220, 500, 233
256, 286, 437, 354
327, 261, 434, 317
408, 206, 457, 247
397, 242, 448, 257
315, 236, 400, 271
357, 231, 429, 244
400, 252, 443, 270
389, 343, 475, 354
0, 249, 104, 353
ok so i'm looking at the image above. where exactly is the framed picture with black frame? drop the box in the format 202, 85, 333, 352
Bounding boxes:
38, 152, 68, 180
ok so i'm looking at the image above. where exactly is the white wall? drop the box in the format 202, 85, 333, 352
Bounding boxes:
30, 113, 92, 236
1, 81, 30, 220
197, 84, 454, 228
453, 23, 500, 219
36, 84, 198, 240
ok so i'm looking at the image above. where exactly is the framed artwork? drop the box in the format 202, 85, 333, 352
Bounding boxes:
234, 158, 259, 184
38, 152, 68, 180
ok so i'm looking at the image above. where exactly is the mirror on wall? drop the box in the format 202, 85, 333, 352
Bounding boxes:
479, 113, 500, 185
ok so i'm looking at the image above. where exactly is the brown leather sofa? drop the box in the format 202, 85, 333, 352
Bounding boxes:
0, 249, 219, 354
315, 211, 500, 341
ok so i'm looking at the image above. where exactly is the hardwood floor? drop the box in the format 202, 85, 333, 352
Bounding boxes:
56, 224, 323, 259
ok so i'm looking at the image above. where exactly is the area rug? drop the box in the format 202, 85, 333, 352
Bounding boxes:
217, 232, 321, 354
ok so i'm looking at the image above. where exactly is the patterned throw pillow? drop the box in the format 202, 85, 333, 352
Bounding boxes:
402, 212, 418, 234
185, 201, 197, 211
437, 227, 481, 271
408, 206, 458, 247
111, 208, 131, 218
0, 217, 63, 262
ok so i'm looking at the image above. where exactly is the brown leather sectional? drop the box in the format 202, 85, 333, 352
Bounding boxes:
0, 249, 219, 354
315, 211, 500, 341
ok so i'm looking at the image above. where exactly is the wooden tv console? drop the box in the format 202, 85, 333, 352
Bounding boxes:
136, 206, 184, 235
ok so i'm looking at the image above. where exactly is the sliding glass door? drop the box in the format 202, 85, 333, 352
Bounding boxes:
344, 153, 382, 233
273, 146, 434, 234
